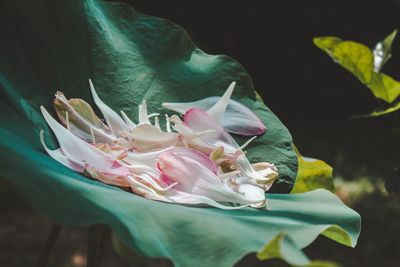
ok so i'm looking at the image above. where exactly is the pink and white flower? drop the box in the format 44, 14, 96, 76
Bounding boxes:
40, 80, 278, 209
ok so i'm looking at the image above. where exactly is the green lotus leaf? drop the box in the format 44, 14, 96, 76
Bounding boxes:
0, 0, 360, 266
314, 32, 400, 103
291, 147, 334, 194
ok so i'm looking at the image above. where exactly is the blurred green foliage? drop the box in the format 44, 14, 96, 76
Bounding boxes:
314, 30, 400, 116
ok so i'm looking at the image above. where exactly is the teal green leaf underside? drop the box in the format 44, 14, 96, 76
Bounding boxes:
0, 1, 360, 266
0, 129, 360, 266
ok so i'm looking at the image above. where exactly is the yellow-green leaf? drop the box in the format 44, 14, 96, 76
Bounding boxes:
291, 147, 334, 194
304, 261, 340, 267
257, 232, 340, 267
314, 34, 400, 103
314, 38, 373, 83
322, 225, 353, 247
369, 73, 400, 104
257, 232, 308, 266
365, 100, 400, 117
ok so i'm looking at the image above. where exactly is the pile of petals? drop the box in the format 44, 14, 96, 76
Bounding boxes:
40, 80, 278, 209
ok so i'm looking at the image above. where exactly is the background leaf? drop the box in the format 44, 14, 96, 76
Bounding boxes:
355, 101, 400, 117
291, 147, 334, 194
257, 232, 340, 267
314, 35, 400, 103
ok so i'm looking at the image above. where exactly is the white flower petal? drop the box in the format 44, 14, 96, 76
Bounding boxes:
131, 124, 178, 152
235, 184, 266, 204
89, 79, 129, 135
123, 147, 173, 167
167, 191, 248, 210
120, 110, 137, 130
41, 106, 130, 177
235, 154, 277, 190
207, 81, 235, 122
138, 100, 151, 124
165, 114, 171, 132
154, 116, 160, 130
39, 130, 83, 172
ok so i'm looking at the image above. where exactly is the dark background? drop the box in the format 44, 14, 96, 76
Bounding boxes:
125, 0, 400, 180
1, 1, 400, 266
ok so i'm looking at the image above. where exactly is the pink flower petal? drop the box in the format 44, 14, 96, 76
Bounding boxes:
184, 108, 238, 154
84, 162, 130, 187
158, 148, 265, 205
162, 82, 266, 136
159, 147, 218, 174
